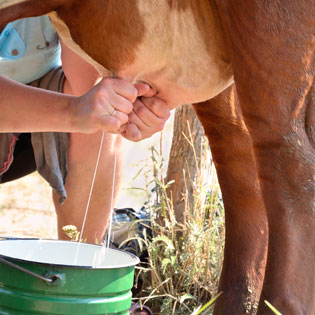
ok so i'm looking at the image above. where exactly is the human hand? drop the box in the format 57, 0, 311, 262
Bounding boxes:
120, 87, 171, 142
68, 77, 149, 134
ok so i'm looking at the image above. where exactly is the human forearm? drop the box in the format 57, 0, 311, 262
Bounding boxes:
0, 75, 74, 133
0, 75, 140, 134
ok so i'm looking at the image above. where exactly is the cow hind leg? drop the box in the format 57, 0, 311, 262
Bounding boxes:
193, 85, 268, 314
216, 1, 315, 313
256, 82, 315, 315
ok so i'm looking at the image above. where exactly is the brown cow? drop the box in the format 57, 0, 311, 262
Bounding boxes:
0, 1, 314, 314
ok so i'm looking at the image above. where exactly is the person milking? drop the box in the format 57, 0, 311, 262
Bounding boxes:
0, 15, 170, 245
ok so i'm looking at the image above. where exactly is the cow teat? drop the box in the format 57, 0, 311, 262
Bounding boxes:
136, 80, 156, 97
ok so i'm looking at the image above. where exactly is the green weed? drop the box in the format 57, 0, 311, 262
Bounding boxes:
130, 136, 225, 314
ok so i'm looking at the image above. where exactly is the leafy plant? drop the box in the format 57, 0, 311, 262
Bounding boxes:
62, 225, 80, 241
192, 292, 223, 315
265, 301, 283, 315
130, 135, 225, 314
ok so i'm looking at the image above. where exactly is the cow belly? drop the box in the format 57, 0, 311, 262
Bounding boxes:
115, 62, 234, 108
50, 0, 234, 107
113, 0, 234, 106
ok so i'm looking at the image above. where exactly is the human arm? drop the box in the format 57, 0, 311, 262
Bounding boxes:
0, 74, 138, 134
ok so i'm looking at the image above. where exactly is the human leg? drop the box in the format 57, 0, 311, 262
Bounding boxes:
53, 132, 123, 244
54, 41, 124, 243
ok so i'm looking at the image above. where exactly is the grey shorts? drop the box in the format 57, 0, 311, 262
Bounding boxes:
0, 67, 69, 203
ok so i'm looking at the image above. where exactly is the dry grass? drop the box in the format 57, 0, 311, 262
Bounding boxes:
131, 139, 225, 315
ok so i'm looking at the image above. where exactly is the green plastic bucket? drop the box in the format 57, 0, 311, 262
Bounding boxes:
0, 239, 139, 314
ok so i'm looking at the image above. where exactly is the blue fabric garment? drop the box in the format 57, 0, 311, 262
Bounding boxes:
0, 16, 61, 84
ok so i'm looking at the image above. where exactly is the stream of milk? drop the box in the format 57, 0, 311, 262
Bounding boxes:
73, 132, 117, 266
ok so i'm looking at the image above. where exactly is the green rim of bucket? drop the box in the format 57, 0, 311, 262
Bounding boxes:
0, 239, 139, 315
0, 239, 140, 269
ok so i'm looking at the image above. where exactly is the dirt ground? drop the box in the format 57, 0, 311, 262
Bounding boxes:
0, 173, 58, 239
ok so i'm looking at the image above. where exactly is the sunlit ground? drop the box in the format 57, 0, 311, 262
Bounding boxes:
0, 173, 57, 239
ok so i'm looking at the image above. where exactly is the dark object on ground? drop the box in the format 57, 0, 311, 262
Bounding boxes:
129, 302, 153, 315
109, 207, 152, 297
110, 207, 152, 258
